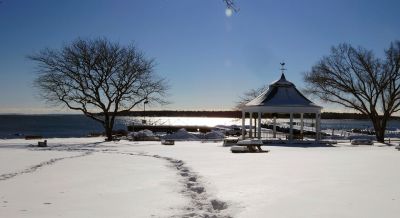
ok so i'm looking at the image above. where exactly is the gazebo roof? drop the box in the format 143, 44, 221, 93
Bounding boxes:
244, 73, 322, 113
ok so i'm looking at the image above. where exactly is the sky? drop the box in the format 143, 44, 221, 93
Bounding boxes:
0, 0, 399, 114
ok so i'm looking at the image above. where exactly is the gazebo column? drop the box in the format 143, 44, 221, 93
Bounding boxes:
300, 113, 304, 137
249, 113, 253, 138
241, 111, 246, 140
255, 116, 258, 137
273, 116, 277, 138
257, 112, 262, 139
289, 113, 293, 141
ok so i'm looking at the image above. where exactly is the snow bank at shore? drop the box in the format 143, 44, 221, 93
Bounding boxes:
0, 137, 399, 217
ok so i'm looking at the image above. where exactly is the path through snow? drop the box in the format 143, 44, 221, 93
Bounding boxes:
0, 151, 93, 181
103, 150, 232, 218
0, 141, 232, 218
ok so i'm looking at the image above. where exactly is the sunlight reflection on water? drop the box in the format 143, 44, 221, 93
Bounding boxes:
117, 116, 400, 131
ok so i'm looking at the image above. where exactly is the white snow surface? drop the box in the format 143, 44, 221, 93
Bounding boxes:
129, 129, 155, 137
0, 137, 399, 218
204, 131, 225, 140
162, 128, 199, 140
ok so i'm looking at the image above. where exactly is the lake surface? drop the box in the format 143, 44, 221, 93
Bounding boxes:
1, 114, 400, 138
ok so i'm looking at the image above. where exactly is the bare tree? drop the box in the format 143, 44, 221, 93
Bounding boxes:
29, 38, 168, 141
235, 85, 267, 128
303, 41, 400, 142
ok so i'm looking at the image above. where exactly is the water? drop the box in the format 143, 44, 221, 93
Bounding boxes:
0, 115, 124, 139
1, 115, 400, 139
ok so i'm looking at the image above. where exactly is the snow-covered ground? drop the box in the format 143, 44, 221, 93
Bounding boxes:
0, 138, 399, 218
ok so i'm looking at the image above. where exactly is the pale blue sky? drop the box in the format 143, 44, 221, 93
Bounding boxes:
0, 0, 399, 113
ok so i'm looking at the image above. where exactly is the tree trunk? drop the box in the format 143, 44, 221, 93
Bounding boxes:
377, 116, 388, 143
104, 114, 113, 141
105, 125, 113, 141
375, 128, 385, 143
372, 117, 385, 143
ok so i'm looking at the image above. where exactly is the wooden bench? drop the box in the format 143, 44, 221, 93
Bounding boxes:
38, 140, 47, 147
161, 139, 175, 145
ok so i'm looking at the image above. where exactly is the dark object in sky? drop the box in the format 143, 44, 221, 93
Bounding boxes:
223, 0, 238, 12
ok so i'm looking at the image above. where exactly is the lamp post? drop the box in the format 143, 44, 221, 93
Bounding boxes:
143, 97, 149, 124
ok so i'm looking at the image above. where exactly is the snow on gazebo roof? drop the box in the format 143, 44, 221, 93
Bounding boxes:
244, 66, 322, 114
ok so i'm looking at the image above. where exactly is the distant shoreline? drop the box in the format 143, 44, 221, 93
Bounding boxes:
115, 110, 400, 120
1, 111, 400, 120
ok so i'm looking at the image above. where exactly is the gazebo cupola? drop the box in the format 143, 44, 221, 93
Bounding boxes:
241, 63, 322, 141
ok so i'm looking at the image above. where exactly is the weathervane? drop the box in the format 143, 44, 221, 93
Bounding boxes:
280, 62, 286, 74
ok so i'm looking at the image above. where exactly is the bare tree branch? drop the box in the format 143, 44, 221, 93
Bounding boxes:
235, 85, 268, 110
223, 0, 238, 12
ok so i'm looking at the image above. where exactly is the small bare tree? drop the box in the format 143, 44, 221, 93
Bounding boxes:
304, 41, 400, 142
236, 85, 267, 109
235, 85, 267, 127
30, 38, 168, 141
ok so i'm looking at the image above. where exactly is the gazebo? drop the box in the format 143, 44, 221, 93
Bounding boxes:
241, 64, 322, 141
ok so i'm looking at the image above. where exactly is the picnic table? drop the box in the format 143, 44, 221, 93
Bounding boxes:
236, 139, 264, 152
223, 137, 239, 147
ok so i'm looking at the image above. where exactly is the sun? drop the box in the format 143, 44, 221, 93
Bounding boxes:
225, 8, 233, 17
